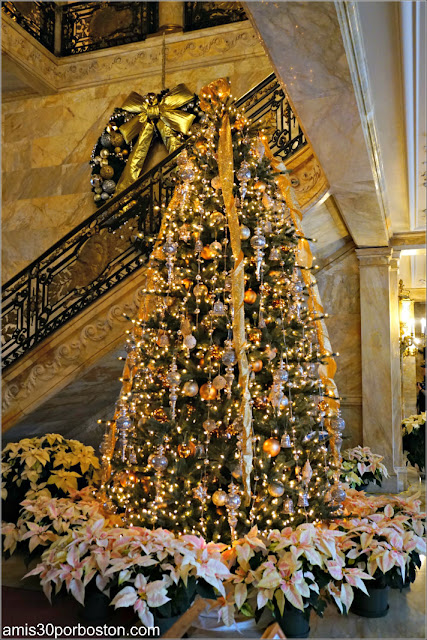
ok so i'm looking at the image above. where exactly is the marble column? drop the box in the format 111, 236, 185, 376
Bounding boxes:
158, 2, 184, 33
356, 248, 406, 491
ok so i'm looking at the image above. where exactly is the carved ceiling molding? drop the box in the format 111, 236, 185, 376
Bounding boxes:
1, 269, 154, 430
2, 16, 265, 98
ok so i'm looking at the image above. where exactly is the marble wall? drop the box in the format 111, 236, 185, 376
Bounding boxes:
1, 21, 273, 282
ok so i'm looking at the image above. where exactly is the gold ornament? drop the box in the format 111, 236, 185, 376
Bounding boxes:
254, 180, 266, 191
263, 438, 281, 457
244, 290, 257, 304
212, 490, 227, 506
153, 408, 168, 423
182, 278, 192, 290
251, 360, 263, 373
183, 380, 199, 397
249, 328, 262, 343
210, 211, 224, 225
200, 383, 217, 401
111, 132, 124, 147
122, 149, 129, 157
201, 245, 214, 260
178, 442, 196, 458
100, 165, 114, 179
194, 283, 208, 297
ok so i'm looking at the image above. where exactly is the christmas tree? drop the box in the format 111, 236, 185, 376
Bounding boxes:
99, 78, 345, 543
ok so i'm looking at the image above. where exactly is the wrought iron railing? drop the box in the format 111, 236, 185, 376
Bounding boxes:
1, 74, 306, 370
2, 1, 56, 54
184, 1, 247, 32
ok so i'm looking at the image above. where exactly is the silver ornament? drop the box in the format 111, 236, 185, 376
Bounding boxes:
281, 433, 292, 448
203, 418, 216, 432
212, 300, 226, 316
268, 480, 285, 497
102, 179, 116, 194
240, 225, 251, 240
148, 454, 168, 471
100, 132, 112, 147
283, 497, 295, 514
298, 491, 309, 507
213, 375, 226, 390
183, 335, 197, 349
101, 192, 110, 200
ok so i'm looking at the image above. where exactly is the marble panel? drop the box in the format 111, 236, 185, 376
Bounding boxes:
245, 1, 389, 247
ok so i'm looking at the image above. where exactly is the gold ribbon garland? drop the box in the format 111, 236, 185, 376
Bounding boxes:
116, 84, 196, 193
215, 93, 253, 507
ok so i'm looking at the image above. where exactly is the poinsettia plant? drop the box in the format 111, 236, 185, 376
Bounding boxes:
218, 524, 373, 625
340, 446, 389, 489
26, 523, 230, 628
402, 413, 425, 472
2, 434, 101, 523
2, 488, 119, 560
341, 487, 426, 588
331, 508, 426, 591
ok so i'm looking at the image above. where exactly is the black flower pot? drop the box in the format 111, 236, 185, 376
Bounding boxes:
273, 602, 311, 638
355, 481, 370, 492
351, 583, 389, 618
154, 614, 181, 636
79, 585, 112, 624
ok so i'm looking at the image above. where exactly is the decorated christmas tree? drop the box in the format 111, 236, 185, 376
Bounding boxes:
98, 78, 345, 544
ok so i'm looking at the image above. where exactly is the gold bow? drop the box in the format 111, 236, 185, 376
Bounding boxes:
116, 84, 196, 193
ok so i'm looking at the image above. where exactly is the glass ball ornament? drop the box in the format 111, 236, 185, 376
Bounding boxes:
240, 225, 251, 240
226, 493, 241, 508
166, 370, 181, 386
91, 176, 102, 188
183, 335, 197, 349
148, 453, 168, 471
210, 211, 224, 226
101, 192, 110, 200
263, 438, 281, 457
222, 348, 237, 366
330, 416, 346, 432
177, 442, 196, 458
200, 383, 217, 401
237, 164, 251, 182
275, 367, 289, 383
183, 380, 199, 397
210, 241, 222, 255
213, 375, 226, 390
250, 233, 266, 249
102, 179, 116, 194
94, 194, 102, 203
194, 283, 208, 297
268, 480, 285, 497
100, 132, 112, 147
212, 490, 227, 506
116, 414, 131, 429
203, 418, 217, 432
244, 290, 257, 304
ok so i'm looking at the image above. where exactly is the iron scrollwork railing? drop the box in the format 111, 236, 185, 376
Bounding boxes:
2, 1, 56, 53
184, 1, 247, 32
60, 2, 159, 56
1, 74, 306, 370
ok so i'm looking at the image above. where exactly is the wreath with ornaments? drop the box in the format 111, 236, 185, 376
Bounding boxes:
89, 86, 200, 206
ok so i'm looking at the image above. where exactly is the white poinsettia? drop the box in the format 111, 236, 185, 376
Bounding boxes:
111, 575, 172, 626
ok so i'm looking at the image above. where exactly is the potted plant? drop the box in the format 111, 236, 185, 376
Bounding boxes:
220, 525, 372, 638
340, 446, 389, 490
2, 434, 100, 523
26, 522, 230, 632
333, 510, 426, 617
402, 413, 426, 473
